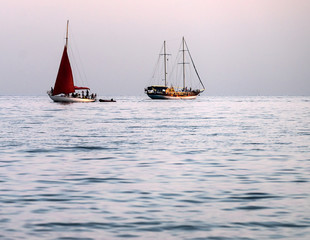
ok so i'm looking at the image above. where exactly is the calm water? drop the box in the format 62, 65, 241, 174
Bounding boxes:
0, 96, 309, 240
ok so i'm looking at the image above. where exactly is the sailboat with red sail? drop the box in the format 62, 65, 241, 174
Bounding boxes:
47, 21, 96, 102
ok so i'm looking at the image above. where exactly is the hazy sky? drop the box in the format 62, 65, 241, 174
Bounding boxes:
0, 0, 309, 96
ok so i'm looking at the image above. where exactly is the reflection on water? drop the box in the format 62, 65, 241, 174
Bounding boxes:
0, 96, 309, 239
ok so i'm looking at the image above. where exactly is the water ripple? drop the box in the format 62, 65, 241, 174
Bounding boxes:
0, 96, 309, 240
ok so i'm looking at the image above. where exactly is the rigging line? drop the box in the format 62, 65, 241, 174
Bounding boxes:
184, 39, 205, 90
150, 43, 164, 80
68, 44, 85, 87
149, 53, 161, 86
69, 26, 89, 87
169, 42, 180, 87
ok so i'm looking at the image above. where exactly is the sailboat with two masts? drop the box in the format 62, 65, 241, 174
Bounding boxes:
145, 37, 205, 99
47, 21, 96, 102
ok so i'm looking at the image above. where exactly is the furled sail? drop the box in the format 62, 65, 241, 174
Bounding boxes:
52, 46, 75, 96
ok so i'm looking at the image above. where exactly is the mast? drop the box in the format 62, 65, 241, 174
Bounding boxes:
163, 41, 167, 87
66, 20, 69, 47
160, 41, 170, 87
182, 37, 185, 89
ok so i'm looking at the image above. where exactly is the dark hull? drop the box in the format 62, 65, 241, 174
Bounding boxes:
99, 99, 116, 102
147, 92, 199, 100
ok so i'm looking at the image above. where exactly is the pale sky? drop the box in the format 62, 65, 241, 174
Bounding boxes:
0, 0, 309, 96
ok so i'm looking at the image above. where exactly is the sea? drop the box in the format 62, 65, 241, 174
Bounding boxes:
0, 95, 309, 240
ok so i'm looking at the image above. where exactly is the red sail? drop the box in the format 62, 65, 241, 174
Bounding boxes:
52, 46, 75, 95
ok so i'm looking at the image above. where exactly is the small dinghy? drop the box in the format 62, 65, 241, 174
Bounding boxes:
99, 99, 116, 102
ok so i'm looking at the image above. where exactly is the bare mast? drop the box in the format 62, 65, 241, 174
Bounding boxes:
164, 41, 167, 87
66, 20, 69, 47
182, 37, 186, 90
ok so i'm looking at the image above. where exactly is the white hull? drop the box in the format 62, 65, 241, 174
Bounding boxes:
165, 95, 197, 100
48, 93, 95, 103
